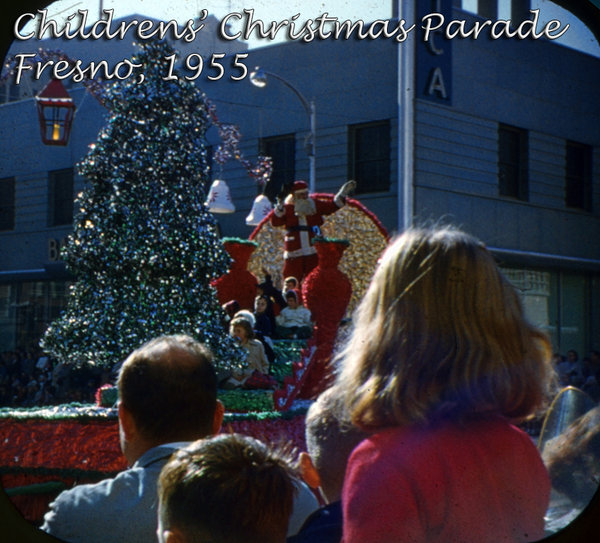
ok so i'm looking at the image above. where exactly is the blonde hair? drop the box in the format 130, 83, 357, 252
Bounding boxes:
335, 226, 553, 431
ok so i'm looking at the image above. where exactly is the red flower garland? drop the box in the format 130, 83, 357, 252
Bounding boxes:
0, 414, 307, 524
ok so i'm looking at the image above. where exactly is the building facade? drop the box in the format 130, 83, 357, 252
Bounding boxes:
1, 1, 599, 357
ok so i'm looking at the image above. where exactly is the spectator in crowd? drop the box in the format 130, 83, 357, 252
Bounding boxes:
589, 350, 600, 372
0, 349, 58, 408
41, 335, 226, 543
23, 379, 42, 406
157, 433, 296, 543
557, 349, 586, 388
335, 226, 554, 543
582, 350, 600, 402
275, 290, 313, 339
289, 386, 367, 543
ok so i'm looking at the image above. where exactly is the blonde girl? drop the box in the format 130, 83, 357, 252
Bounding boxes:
336, 226, 554, 543
225, 316, 276, 390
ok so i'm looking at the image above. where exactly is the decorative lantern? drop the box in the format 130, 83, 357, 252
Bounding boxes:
245, 194, 272, 225
35, 79, 76, 146
205, 179, 235, 213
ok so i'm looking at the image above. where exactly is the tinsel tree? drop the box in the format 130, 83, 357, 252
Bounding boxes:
41, 39, 244, 371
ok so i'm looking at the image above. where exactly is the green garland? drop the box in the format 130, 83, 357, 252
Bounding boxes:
0, 403, 117, 421
312, 236, 350, 246
219, 389, 273, 413
221, 237, 258, 247
0, 403, 309, 422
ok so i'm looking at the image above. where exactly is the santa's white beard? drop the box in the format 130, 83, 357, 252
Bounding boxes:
294, 197, 317, 217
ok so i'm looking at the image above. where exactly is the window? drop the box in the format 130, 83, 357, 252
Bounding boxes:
565, 141, 592, 211
48, 168, 74, 227
348, 120, 391, 194
0, 177, 15, 231
498, 124, 528, 200
259, 134, 296, 201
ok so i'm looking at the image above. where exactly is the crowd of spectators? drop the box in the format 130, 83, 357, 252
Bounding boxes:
553, 348, 600, 402
0, 348, 110, 408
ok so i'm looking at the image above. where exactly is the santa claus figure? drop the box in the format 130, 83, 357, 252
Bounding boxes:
270, 179, 355, 282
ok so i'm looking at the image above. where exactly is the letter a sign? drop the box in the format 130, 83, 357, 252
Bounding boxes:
416, 0, 453, 104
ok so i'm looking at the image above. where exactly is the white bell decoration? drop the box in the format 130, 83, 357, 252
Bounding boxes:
205, 179, 235, 213
245, 194, 273, 225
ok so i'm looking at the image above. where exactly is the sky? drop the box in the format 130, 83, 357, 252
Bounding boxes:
17, 0, 600, 56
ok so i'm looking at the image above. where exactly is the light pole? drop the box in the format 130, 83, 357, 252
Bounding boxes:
249, 67, 316, 193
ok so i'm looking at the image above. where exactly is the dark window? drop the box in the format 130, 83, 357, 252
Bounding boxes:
348, 120, 391, 194
0, 177, 16, 231
48, 168, 74, 227
566, 141, 593, 211
260, 134, 296, 201
498, 124, 528, 200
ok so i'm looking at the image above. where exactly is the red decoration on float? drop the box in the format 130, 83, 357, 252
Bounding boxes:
300, 239, 351, 398
211, 238, 259, 311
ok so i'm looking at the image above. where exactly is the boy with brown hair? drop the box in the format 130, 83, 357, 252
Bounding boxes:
158, 433, 297, 543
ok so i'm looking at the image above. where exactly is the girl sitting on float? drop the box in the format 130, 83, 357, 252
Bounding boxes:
223, 315, 276, 390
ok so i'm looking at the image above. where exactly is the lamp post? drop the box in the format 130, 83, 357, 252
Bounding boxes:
249, 67, 316, 193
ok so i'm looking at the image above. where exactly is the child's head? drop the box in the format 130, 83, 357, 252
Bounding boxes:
336, 226, 553, 430
254, 295, 269, 314
229, 316, 254, 342
300, 386, 367, 503
283, 276, 298, 291
234, 310, 256, 328
222, 300, 240, 319
285, 289, 300, 309
158, 433, 296, 543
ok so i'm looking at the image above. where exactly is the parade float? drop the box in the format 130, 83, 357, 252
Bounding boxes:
0, 196, 389, 525
0, 40, 390, 523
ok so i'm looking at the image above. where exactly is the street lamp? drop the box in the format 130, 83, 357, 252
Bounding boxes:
249, 67, 316, 193
35, 79, 76, 146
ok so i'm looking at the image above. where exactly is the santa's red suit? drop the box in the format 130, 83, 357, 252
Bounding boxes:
271, 193, 344, 282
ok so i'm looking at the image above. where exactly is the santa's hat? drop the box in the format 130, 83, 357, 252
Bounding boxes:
291, 180, 309, 192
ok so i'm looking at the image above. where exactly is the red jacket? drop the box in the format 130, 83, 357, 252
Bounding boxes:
342, 417, 550, 543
